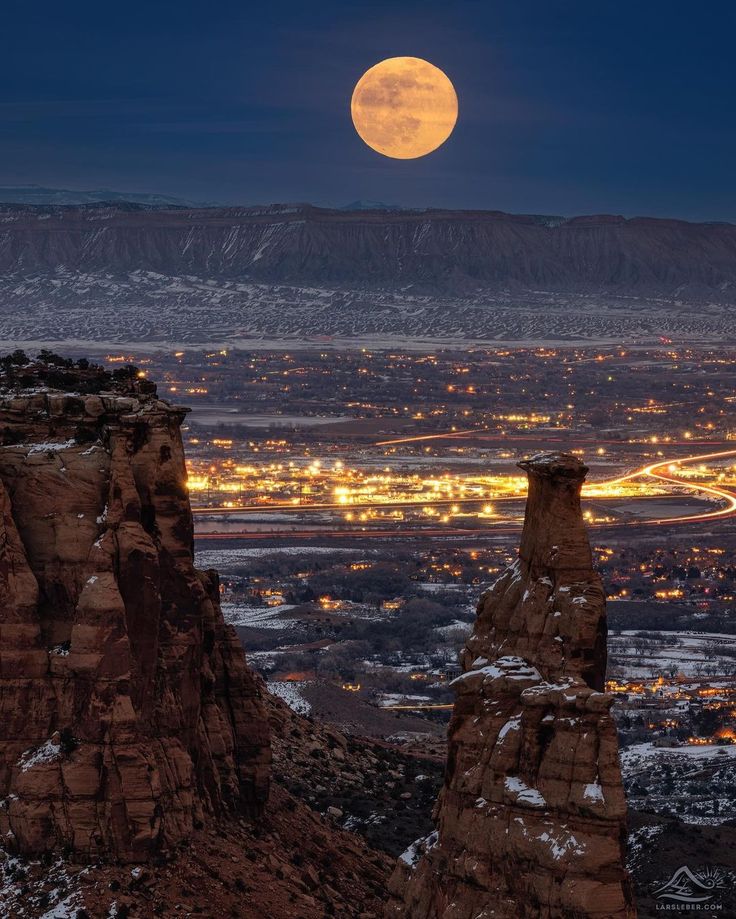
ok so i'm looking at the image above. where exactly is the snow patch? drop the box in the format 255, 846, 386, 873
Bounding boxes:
18, 736, 62, 772
497, 716, 521, 741
399, 830, 439, 868
504, 776, 547, 808
267, 680, 312, 715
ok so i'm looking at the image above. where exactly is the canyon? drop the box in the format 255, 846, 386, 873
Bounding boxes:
0, 363, 634, 916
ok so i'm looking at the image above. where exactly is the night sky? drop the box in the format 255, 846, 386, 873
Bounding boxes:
3, 0, 735, 219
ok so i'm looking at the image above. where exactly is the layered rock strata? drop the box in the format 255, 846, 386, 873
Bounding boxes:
389, 452, 636, 918
0, 369, 270, 862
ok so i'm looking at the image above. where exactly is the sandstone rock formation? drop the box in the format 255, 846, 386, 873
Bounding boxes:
388, 453, 636, 918
0, 364, 270, 862
0, 783, 394, 918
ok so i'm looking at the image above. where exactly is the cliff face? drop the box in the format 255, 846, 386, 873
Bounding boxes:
0, 370, 270, 862
388, 453, 635, 918
0, 203, 735, 298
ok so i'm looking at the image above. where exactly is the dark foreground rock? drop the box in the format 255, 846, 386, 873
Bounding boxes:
0, 783, 392, 918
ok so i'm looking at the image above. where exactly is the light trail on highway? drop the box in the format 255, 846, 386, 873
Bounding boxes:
191, 492, 665, 517
375, 428, 485, 446
374, 428, 732, 448
192, 447, 736, 540
595, 447, 736, 525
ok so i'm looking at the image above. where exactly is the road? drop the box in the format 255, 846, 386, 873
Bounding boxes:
375, 428, 736, 448
600, 448, 736, 524
191, 491, 668, 517
193, 447, 736, 541
194, 526, 506, 541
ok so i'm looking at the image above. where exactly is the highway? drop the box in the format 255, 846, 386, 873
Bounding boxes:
191, 491, 667, 517
600, 448, 736, 524
375, 428, 736, 448
192, 447, 736, 541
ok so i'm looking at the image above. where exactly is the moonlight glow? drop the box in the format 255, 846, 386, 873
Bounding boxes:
351, 57, 458, 160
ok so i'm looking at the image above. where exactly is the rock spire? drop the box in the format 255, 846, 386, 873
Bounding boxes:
388, 452, 636, 918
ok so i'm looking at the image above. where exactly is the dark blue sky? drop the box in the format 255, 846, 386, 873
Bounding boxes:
3, 0, 735, 219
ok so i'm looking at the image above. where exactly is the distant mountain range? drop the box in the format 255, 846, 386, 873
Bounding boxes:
0, 185, 214, 208
0, 201, 733, 295
0, 201, 733, 346
339, 200, 406, 212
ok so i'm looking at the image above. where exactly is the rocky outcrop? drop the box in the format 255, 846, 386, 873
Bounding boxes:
0, 367, 270, 862
388, 453, 635, 918
266, 692, 444, 859
0, 783, 394, 918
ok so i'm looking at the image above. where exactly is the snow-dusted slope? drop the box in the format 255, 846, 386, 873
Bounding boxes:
0, 203, 735, 346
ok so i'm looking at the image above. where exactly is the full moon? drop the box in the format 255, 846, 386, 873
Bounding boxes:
351, 57, 458, 160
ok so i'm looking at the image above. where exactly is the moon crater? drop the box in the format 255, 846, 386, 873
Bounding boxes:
351, 57, 458, 160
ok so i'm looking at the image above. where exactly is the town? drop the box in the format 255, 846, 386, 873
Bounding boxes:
98, 344, 736, 829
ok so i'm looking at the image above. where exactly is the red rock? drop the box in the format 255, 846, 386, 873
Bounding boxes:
0, 371, 270, 862
388, 453, 636, 918
0, 784, 392, 918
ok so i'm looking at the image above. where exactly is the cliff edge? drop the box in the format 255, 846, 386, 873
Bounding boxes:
0, 361, 271, 863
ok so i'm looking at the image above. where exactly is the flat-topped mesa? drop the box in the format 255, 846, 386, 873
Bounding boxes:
388, 452, 635, 919
0, 363, 271, 862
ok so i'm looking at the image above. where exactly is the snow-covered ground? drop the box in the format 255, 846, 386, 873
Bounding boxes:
376, 693, 433, 708
3, 268, 734, 348
18, 736, 62, 772
433, 618, 473, 637
416, 582, 469, 593
622, 742, 736, 825
195, 545, 363, 569
621, 741, 736, 771
0, 855, 85, 918
627, 824, 666, 871
221, 602, 298, 629
244, 650, 280, 670
267, 680, 312, 715
610, 630, 736, 679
